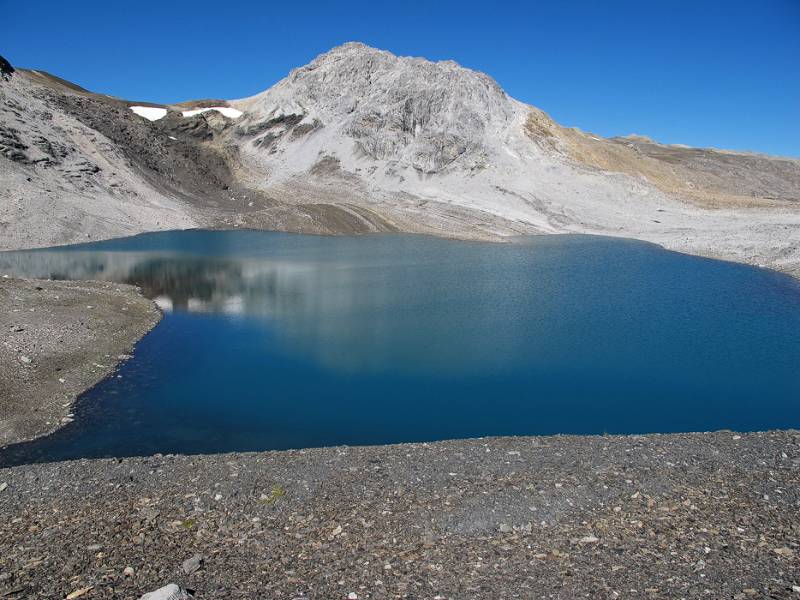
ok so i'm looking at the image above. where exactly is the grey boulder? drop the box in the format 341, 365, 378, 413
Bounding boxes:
139, 584, 194, 600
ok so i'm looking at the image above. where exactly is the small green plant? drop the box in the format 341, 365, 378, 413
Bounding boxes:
261, 484, 286, 506
181, 519, 196, 529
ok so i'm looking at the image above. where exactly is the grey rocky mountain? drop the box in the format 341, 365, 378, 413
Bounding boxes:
236, 42, 514, 174
1, 42, 799, 275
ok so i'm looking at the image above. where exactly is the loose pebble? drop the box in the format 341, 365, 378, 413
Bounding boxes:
181, 554, 204, 575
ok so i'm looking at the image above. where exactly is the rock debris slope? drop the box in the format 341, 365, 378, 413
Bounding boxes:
2, 44, 799, 275
0, 72, 198, 249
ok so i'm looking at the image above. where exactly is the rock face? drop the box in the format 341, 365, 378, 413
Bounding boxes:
1, 43, 799, 276
236, 43, 513, 174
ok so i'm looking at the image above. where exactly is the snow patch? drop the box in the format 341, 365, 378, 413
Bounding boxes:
130, 106, 167, 121
181, 107, 243, 119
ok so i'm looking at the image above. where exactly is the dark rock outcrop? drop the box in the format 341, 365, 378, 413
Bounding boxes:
0, 54, 14, 80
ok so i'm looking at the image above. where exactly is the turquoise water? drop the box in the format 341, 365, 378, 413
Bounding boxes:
1, 230, 799, 464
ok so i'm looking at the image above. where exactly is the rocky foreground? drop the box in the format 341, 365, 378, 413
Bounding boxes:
0, 431, 798, 599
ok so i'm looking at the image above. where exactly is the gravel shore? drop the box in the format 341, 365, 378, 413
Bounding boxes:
0, 431, 798, 599
0, 277, 160, 447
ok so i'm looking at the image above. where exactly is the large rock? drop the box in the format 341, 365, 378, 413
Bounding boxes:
139, 583, 194, 600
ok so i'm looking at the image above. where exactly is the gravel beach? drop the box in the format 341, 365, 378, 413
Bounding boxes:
0, 431, 798, 599
0, 277, 160, 447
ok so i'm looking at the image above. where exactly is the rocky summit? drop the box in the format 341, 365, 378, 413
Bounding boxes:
234, 42, 515, 174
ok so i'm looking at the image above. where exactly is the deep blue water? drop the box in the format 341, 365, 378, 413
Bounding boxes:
1, 230, 799, 465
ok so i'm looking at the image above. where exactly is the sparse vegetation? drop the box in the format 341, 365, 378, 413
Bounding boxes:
261, 484, 286, 505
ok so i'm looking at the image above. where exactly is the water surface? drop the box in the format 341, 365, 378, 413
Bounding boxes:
1, 230, 798, 465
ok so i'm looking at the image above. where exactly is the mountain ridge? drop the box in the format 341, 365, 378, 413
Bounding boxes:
1, 43, 799, 276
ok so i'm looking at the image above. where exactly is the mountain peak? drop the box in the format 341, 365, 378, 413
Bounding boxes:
235, 43, 514, 173
306, 42, 496, 83
324, 41, 381, 54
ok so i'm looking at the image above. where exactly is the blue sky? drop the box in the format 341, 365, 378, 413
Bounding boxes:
5, 0, 799, 157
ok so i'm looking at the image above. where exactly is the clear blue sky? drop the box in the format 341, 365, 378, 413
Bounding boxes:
5, 0, 799, 157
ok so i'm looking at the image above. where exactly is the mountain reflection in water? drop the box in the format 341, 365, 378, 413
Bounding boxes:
0, 230, 799, 463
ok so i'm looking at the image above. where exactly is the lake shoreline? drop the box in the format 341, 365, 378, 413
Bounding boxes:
3, 226, 800, 282
1, 430, 798, 598
1, 230, 799, 452
0, 277, 161, 448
